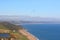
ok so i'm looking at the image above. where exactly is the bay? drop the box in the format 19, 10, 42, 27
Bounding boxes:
22, 24, 60, 40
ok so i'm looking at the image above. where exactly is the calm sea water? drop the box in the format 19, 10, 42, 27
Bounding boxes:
22, 24, 60, 40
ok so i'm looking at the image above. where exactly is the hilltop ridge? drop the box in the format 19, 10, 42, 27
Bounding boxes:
0, 22, 23, 30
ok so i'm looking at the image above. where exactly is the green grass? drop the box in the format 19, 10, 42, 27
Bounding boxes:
0, 26, 28, 40
0, 22, 28, 40
0, 24, 8, 29
10, 31, 28, 40
20, 35, 28, 40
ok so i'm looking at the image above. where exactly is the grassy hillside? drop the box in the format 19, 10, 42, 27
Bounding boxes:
0, 24, 8, 29
0, 22, 28, 40
0, 22, 23, 30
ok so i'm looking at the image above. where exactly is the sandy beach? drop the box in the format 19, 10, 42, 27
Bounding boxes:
18, 29, 39, 40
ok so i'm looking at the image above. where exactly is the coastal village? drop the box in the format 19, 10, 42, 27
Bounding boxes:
0, 22, 38, 40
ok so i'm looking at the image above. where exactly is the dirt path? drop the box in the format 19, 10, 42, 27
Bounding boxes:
18, 29, 39, 40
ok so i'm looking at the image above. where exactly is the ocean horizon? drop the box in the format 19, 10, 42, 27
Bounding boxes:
22, 24, 60, 40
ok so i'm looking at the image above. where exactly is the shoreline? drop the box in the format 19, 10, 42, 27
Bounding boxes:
18, 29, 39, 40
16, 23, 60, 25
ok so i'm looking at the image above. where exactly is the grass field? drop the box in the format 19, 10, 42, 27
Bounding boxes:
0, 23, 28, 40
10, 31, 28, 40
0, 24, 8, 29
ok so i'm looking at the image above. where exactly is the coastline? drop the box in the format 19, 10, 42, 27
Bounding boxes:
22, 23, 60, 25
18, 29, 39, 40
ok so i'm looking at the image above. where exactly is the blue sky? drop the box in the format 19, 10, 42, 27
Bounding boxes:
0, 0, 60, 18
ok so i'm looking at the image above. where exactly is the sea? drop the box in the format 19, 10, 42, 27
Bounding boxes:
22, 24, 60, 40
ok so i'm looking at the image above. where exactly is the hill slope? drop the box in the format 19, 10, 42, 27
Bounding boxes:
0, 22, 28, 40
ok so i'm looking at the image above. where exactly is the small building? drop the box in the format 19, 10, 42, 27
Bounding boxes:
0, 33, 16, 40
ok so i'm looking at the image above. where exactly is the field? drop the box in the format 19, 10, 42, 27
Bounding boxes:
0, 22, 28, 40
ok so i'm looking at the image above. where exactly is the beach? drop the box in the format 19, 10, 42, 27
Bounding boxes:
18, 29, 39, 40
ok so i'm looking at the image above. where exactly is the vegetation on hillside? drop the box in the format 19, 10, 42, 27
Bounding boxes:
0, 22, 23, 30
0, 22, 28, 40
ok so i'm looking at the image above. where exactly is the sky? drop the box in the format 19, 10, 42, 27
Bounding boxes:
0, 0, 60, 18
